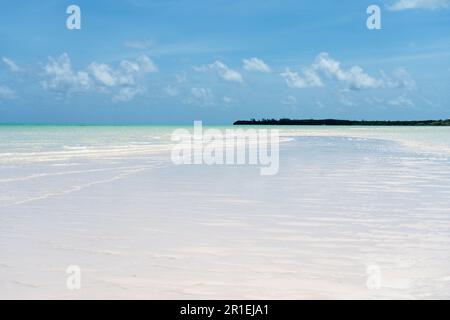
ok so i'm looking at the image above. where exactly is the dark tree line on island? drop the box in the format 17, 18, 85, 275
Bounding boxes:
233, 118, 450, 126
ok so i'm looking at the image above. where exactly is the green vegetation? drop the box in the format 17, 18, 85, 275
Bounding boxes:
233, 118, 450, 126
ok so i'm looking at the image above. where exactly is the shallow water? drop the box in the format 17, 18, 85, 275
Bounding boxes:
1, 126, 450, 299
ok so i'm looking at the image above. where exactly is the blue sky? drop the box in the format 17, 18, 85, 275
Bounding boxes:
0, 0, 449, 124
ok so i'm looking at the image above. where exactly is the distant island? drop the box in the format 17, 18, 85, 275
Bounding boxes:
234, 119, 450, 126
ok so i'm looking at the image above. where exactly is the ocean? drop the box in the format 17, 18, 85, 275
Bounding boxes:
1, 125, 450, 298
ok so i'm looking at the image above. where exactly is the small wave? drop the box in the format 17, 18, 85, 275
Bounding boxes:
1, 167, 148, 208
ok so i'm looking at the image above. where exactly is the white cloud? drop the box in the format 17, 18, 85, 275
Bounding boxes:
43, 53, 91, 93
388, 0, 450, 11
194, 61, 243, 84
88, 55, 156, 101
88, 63, 117, 86
2, 57, 20, 72
383, 68, 416, 89
0, 85, 15, 100
89, 54, 157, 87
43, 53, 157, 101
280, 67, 323, 88
314, 53, 382, 90
388, 95, 415, 107
211, 61, 243, 83
113, 87, 144, 102
137, 55, 158, 73
281, 52, 383, 91
243, 57, 271, 73
191, 87, 213, 99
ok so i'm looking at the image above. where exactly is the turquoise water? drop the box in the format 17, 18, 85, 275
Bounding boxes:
1, 125, 450, 298
1, 125, 450, 162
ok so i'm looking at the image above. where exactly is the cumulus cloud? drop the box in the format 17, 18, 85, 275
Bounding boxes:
89, 54, 157, 87
137, 55, 158, 73
88, 55, 156, 101
388, 0, 450, 11
42, 53, 91, 93
281, 52, 385, 91
0, 85, 16, 100
2, 57, 21, 72
314, 53, 382, 90
243, 57, 271, 73
383, 68, 416, 89
43, 53, 157, 101
280, 67, 323, 88
194, 61, 243, 84
88, 63, 117, 86
191, 87, 213, 100
113, 87, 144, 102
